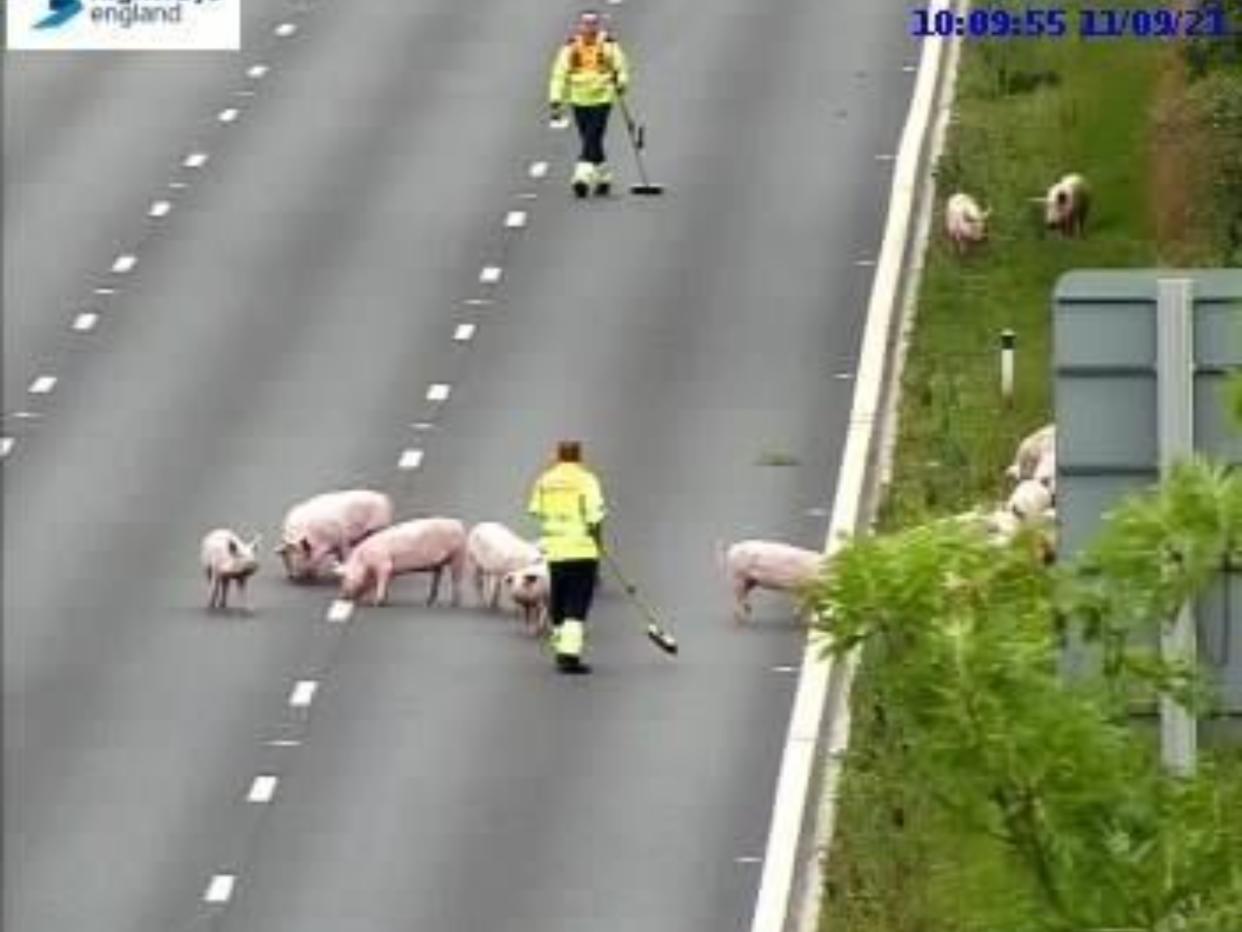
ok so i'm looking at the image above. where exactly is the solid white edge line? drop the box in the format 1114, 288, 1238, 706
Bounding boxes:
203, 873, 236, 903
28, 376, 57, 394
748, 6, 953, 932
288, 680, 317, 707
247, 775, 279, 803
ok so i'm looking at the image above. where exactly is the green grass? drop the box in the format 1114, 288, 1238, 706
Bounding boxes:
880, 27, 1162, 528
818, 17, 1225, 932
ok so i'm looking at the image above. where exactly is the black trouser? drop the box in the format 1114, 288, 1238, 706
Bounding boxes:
573, 104, 611, 165
548, 559, 598, 626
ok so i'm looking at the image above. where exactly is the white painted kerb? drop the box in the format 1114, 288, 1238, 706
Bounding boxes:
747, 5, 952, 930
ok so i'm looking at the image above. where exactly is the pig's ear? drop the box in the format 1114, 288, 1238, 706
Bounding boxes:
228, 539, 240, 557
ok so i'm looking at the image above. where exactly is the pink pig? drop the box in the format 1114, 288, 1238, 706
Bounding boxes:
201, 528, 261, 612
502, 561, 551, 635
276, 489, 394, 581
465, 521, 543, 609
720, 539, 824, 622
336, 517, 467, 607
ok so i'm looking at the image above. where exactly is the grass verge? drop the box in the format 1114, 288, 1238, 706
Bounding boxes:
820, 10, 1242, 932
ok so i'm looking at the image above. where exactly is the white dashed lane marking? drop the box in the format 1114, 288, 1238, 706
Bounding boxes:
93, 286, 117, 295
169, 181, 189, 190
275, 22, 297, 37
72, 312, 99, 332
479, 266, 503, 284
855, 258, 876, 267
426, 383, 451, 402
247, 64, 270, 79
266, 738, 302, 748
149, 200, 172, 218
398, 449, 424, 470
235, 90, 257, 98
111, 255, 137, 274
0, 438, 14, 459
735, 856, 763, 865
218, 108, 240, 123
184, 152, 209, 169
247, 776, 279, 803
875, 153, 896, 162
771, 665, 798, 674
453, 323, 476, 342
504, 210, 527, 229
288, 680, 318, 708
326, 599, 354, 623
28, 376, 57, 395
516, 191, 538, 200
528, 161, 549, 179
463, 298, 493, 307
203, 874, 236, 904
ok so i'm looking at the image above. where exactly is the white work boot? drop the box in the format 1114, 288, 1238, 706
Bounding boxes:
571, 161, 594, 200
593, 163, 613, 197
555, 619, 591, 674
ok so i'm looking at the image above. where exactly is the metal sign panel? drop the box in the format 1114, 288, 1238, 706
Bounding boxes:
1054, 270, 1242, 714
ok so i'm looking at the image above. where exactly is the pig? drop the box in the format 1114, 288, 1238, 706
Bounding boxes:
1005, 424, 1055, 484
945, 192, 990, 254
1008, 479, 1054, 522
1044, 173, 1090, 236
201, 528, 261, 612
502, 561, 551, 635
336, 517, 467, 607
465, 522, 543, 609
275, 489, 394, 581
719, 539, 825, 623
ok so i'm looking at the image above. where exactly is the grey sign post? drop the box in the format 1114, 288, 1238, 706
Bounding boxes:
1054, 270, 1242, 772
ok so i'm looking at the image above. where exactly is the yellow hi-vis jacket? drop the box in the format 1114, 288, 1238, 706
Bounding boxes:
528, 462, 607, 562
548, 32, 630, 108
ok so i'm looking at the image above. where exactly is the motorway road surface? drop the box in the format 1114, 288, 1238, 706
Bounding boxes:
4, 2, 917, 930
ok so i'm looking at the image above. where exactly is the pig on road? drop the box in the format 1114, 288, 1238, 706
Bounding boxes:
465, 522, 542, 609
945, 192, 990, 254
719, 539, 825, 623
201, 528, 260, 612
502, 561, 551, 635
337, 517, 467, 607
276, 489, 394, 581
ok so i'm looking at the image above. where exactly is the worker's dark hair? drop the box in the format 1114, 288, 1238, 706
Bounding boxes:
557, 441, 582, 462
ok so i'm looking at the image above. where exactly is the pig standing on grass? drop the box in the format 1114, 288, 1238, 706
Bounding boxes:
1006, 424, 1055, 484
945, 192, 990, 254
276, 489, 394, 581
502, 562, 551, 635
719, 540, 825, 623
201, 529, 261, 612
1044, 173, 1090, 236
465, 522, 543, 609
336, 517, 467, 607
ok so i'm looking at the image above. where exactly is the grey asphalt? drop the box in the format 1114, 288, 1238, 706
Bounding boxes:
3, 1, 917, 930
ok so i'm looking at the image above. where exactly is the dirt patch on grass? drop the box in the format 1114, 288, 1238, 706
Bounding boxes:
1150, 42, 1215, 264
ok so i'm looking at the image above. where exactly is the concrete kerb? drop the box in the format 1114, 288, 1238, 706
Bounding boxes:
745, 3, 961, 931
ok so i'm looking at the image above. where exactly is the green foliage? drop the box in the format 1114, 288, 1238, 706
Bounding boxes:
1186, 70, 1242, 265
814, 465, 1242, 932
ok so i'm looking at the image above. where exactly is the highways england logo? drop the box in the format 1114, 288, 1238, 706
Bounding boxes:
10, 0, 240, 50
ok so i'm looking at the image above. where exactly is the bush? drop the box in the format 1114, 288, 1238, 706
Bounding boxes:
812, 462, 1242, 932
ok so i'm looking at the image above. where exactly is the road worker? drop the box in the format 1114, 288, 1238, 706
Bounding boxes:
548, 10, 631, 199
527, 440, 607, 674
